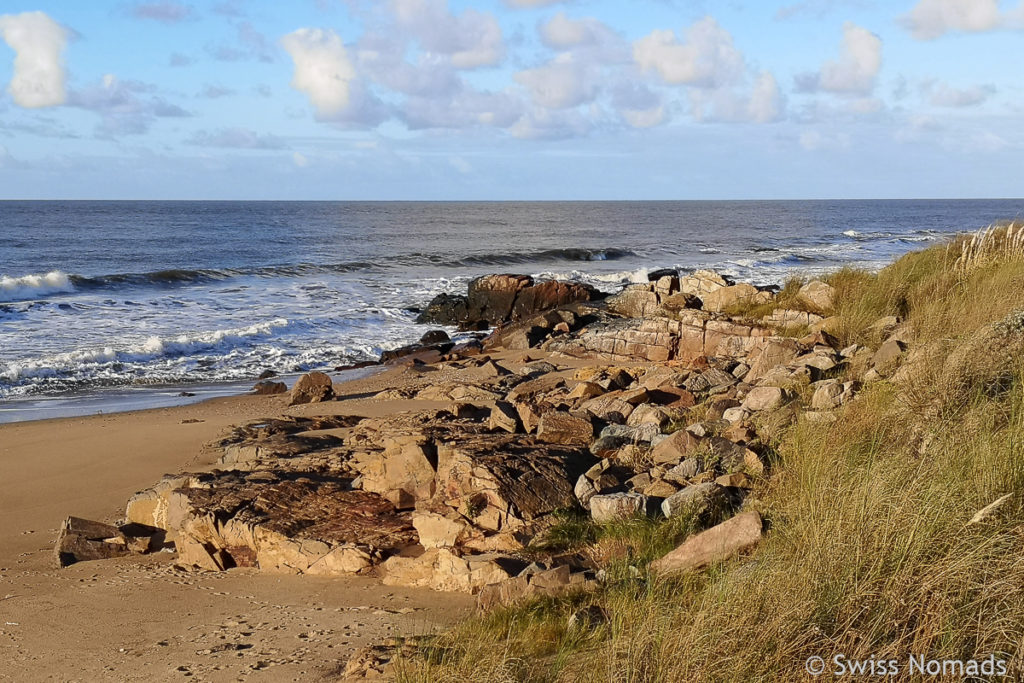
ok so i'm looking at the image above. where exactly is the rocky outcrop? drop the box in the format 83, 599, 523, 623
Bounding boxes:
417, 274, 602, 328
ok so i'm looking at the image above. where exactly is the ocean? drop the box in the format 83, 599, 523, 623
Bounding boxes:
1, 199, 1021, 422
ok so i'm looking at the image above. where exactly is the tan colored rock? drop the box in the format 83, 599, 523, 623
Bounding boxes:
651, 511, 762, 574
580, 394, 634, 422
745, 338, 802, 383
381, 549, 516, 593
514, 400, 541, 433
796, 280, 835, 313
489, 401, 520, 433
289, 371, 334, 405
536, 411, 593, 445
679, 269, 729, 297
606, 285, 662, 318
355, 435, 437, 509
872, 339, 906, 375
660, 482, 728, 519
651, 430, 701, 466
590, 492, 647, 522
741, 386, 786, 412
125, 474, 196, 540
567, 381, 604, 400
412, 510, 473, 549
642, 479, 680, 498
701, 284, 762, 313
54, 517, 131, 568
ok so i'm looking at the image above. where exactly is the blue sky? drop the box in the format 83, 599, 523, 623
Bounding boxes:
0, 0, 1021, 199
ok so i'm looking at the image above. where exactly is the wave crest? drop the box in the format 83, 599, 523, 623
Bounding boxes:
0, 271, 76, 302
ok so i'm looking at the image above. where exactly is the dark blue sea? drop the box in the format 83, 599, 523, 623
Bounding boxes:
1, 199, 1021, 421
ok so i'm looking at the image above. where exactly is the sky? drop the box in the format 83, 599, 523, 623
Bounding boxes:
0, 0, 1021, 200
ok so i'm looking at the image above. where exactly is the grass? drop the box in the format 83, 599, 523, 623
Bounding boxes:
396, 224, 1024, 682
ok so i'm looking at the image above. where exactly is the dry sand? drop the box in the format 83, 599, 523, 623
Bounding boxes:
0, 369, 479, 682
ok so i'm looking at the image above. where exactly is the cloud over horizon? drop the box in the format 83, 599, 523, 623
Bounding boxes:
0, 11, 69, 109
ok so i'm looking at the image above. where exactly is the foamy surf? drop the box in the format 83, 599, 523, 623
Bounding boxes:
0, 271, 76, 303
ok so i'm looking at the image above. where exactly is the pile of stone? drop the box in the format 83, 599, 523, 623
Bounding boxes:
57, 268, 917, 613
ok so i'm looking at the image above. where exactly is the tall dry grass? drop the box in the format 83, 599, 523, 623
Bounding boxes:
401, 226, 1024, 682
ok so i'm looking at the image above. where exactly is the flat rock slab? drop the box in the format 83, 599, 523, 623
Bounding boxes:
651, 510, 763, 574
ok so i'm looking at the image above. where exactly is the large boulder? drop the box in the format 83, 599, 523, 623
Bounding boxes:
467, 274, 535, 324
511, 280, 598, 320
796, 281, 835, 314
536, 411, 594, 445
289, 371, 334, 405
701, 284, 769, 313
650, 511, 763, 574
415, 293, 469, 326
590, 492, 647, 522
679, 270, 729, 297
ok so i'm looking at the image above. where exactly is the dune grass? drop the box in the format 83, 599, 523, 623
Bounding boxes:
398, 224, 1024, 682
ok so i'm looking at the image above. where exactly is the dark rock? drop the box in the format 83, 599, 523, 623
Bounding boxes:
55, 517, 130, 568
419, 329, 451, 345
380, 342, 454, 364
415, 293, 469, 326
647, 268, 678, 281
257, 369, 278, 380
467, 274, 534, 325
253, 380, 287, 395
289, 371, 335, 405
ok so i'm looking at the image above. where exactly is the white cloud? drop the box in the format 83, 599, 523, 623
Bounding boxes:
928, 82, 995, 107
280, 28, 364, 121
611, 82, 666, 128
798, 22, 881, 95
69, 74, 190, 136
901, 0, 1001, 40
515, 54, 598, 109
400, 85, 522, 130
391, 0, 504, 69
0, 11, 69, 109
690, 71, 784, 123
540, 12, 615, 49
633, 17, 745, 88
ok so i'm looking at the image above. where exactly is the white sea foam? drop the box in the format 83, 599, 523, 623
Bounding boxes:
0, 270, 75, 302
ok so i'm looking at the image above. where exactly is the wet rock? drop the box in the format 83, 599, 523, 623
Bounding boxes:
419, 329, 451, 345
415, 293, 469, 326
651, 511, 763, 574
289, 371, 334, 405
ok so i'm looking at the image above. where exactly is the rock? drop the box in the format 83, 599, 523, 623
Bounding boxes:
664, 458, 702, 485
626, 404, 671, 429
722, 407, 749, 423
54, 517, 131, 567
355, 436, 437, 509
642, 479, 680, 498
868, 315, 901, 340
810, 381, 844, 410
606, 285, 662, 319
381, 549, 522, 593
626, 472, 653, 492
679, 269, 729, 297
715, 473, 753, 489
660, 483, 728, 519
416, 293, 469, 326
467, 274, 534, 324
489, 402, 520, 434
701, 284, 767, 313
579, 394, 634, 423
745, 338, 802, 384
289, 371, 334, 405
764, 309, 824, 329
514, 401, 541, 433
511, 280, 600, 320
257, 369, 277, 379
419, 329, 451, 345
536, 411, 594, 445
650, 510, 763, 574
125, 474, 196, 540
575, 474, 598, 509
253, 380, 287, 395
434, 437, 591, 533
647, 268, 678, 281
872, 339, 906, 375
590, 492, 647, 522
741, 386, 786, 412
651, 430, 701, 466
506, 373, 565, 403
796, 280, 835, 313
567, 381, 605, 400
412, 510, 473, 549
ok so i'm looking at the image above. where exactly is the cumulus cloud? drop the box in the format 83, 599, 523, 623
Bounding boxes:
540, 12, 616, 50
633, 17, 745, 88
128, 1, 195, 23
186, 127, 288, 149
0, 11, 70, 108
901, 0, 1001, 40
690, 71, 784, 123
391, 0, 504, 69
797, 22, 881, 95
515, 54, 598, 109
281, 28, 384, 124
611, 82, 666, 128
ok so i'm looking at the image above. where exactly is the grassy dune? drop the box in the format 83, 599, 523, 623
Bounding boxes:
400, 223, 1024, 682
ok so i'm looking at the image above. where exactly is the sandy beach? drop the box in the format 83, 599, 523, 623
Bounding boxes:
0, 370, 477, 682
